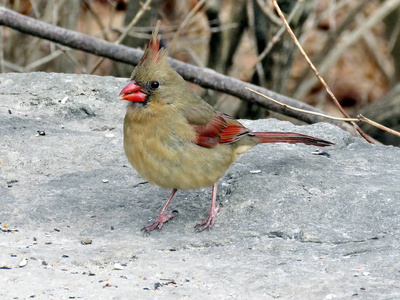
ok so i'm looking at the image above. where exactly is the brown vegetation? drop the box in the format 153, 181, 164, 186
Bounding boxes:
1, 0, 400, 145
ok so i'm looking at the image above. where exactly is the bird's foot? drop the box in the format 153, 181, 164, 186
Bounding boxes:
195, 204, 220, 232
141, 210, 178, 233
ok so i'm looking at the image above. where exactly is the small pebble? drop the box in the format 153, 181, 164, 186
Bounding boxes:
113, 263, 125, 270
102, 179, 109, 183
60, 96, 69, 104
250, 170, 262, 174
154, 282, 162, 290
312, 149, 331, 158
19, 258, 28, 267
81, 238, 92, 245
1, 265, 11, 269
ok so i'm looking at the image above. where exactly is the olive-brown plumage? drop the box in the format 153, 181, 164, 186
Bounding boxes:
120, 23, 333, 232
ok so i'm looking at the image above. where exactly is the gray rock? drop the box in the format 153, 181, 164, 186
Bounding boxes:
0, 72, 399, 299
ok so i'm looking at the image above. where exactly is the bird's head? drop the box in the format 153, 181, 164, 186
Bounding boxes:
120, 21, 188, 110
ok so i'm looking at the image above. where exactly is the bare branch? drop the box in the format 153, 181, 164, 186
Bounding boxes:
89, 0, 153, 74
292, 0, 373, 95
23, 49, 64, 71
255, 0, 304, 67
247, 86, 400, 139
169, 0, 206, 53
246, 87, 359, 122
272, 0, 375, 143
294, 0, 400, 100
83, 0, 111, 41
254, 0, 281, 25
0, 7, 349, 130
0, 25, 4, 73
358, 114, 400, 138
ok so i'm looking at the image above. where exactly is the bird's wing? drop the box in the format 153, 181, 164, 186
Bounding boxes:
184, 108, 250, 148
218, 113, 251, 144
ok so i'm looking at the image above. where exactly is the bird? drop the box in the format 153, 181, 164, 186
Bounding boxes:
119, 22, 333, 232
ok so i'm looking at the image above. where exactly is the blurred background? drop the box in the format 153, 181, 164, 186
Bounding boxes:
1, 0, 400, 145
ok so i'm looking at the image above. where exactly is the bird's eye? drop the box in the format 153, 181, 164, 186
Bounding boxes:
150, 81, 160, 89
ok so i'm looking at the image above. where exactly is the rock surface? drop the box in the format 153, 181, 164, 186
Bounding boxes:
1, 72, 399, 299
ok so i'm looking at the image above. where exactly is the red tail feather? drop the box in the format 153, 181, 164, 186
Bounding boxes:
254, 132, 333, 147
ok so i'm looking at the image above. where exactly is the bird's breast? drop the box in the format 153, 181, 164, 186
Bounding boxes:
123, 113, 235, 190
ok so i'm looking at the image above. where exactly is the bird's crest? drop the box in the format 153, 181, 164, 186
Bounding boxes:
138, 21, 166, 66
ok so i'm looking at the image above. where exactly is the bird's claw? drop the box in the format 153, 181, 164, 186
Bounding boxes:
195, 204, 220, 232
141, 210, 178, 233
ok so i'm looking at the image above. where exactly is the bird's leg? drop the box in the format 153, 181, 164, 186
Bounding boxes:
195, 183, 220, 231
142, 188, 178, 232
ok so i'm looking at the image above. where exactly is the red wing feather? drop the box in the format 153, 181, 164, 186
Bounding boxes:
219, 114, 250, 143
192, 113, 250, 148
193, 115, 227, 148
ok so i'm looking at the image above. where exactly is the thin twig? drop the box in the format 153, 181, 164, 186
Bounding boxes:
0, 7, 350, 129
83, 0, 111, 41
180, 46, 205, 68
108, 23, 228, 40
247, 0, 266, 87
30, 0, 40, 19
294, 0, 400, 100
246, 87, 359, 122
89, 0, 153, 74
388, 10, 400, 51
272, 0, 375, 144
50, 0, 57, 53
56, 44, 87, 73
247, 86, 400, 138
2, 60, 24, 72
0, 26, 4, 73
358, 114, 400, 138
256, 0, 304, 64
107, 0, 118, 29
255, 0, 281, 25
169, 0, 206, 53
292, 0, 373, 95
360, 19, 393, 82
23, 49, 64, 71
328, 0, 336, 33
115, 0, 153, 45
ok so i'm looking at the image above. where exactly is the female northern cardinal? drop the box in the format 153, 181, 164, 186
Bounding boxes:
120, 23, 333, 232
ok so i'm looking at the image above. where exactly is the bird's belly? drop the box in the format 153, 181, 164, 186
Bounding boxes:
124, 128, 234, 190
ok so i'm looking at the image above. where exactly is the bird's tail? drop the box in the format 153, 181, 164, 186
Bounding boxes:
254, 132, 333, 147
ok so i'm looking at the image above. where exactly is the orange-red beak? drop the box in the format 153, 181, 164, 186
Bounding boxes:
119, 81, 147, 102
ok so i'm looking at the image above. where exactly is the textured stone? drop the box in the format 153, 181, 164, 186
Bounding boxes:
0, 72, 399, 299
